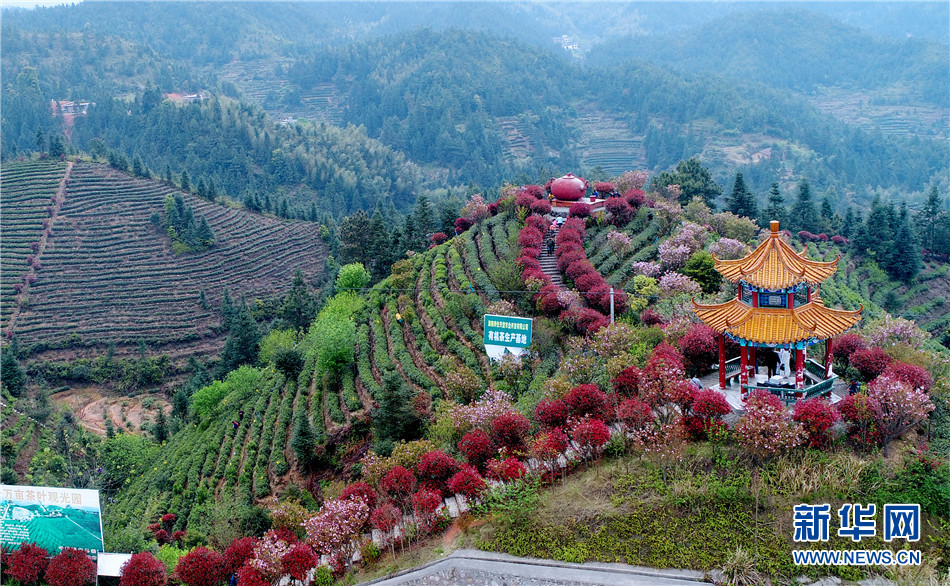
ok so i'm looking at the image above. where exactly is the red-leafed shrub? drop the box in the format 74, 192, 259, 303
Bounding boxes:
568, 202, 592, 218
559, 307, 609, 335
556, 249, 585, 272
792, 398, 839, 449
850, 348, 892, 382
562, 217, 587, 233
882, 361, 933, 392
46, 548, 96, 586
340, 481, 378, 510
120, 552, 166, 586
833, 334, 866, 365
515, 193, 537, 209
831, 235, 848, 245
174, 548, 227, 586
447, 466, 487, 500
682, 388, 731, 440
798, 231, 818, 242
535, 398, 569, 428
640, 309, 665, 326
584, 284, 615, 314
563, 384, 612, 421
817, 234, 829, 242
593, 181, 615, 195
454, 217, 473, 233
525, 215, 547, 233
570, 418, 611, 464
411, 488, 444, 533
605, 197, 632, 225
565, 260, 595, 282
235, 565, 268, 586
487, 457, 527, 482
491, 412, 531, 451
624, 188, 647, 206
522, 268, 549, 286
679, 323, 719, 377
517, 255, 542, 272
457, 429, 495, 469
612, 365, 642, 397
535, 284, 563, 315
370, 503, 401, 534
280, 543, 317, 582
616, 397, 654, 432
161, 513, 177, 524
575, 272, 604, 293
8, 543, 48, 585
836, 393, 882, 449
266, 527, 298, 545
380, 466, 416, 510
524, 185, 545, 198
223, 537, 258, 577
518, 226, 543, 248
556, 230, 584, 249
488, 202, 499, 216
417, 450, 461, 489
431, 232, 448, 245
531, 199, 552, 215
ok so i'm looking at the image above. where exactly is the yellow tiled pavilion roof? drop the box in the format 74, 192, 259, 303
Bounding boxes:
713, 221, 839, 290
692, 293, 862, 345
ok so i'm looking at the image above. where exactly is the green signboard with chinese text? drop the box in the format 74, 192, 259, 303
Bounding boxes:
483, 314, 532, 348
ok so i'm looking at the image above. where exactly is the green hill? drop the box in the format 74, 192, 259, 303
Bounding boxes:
2, 159, 328, 366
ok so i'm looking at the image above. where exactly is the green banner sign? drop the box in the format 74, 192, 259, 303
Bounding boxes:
1, 485, 103, 559
483, 314, 532, 348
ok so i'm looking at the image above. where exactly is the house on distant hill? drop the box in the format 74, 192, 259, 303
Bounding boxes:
50, 100, 92, 116
751, 147, 773, 163
163, 91, 210, 104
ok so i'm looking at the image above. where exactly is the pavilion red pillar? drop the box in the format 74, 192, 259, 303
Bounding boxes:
749, 346, 757, 379
824, 338, 833, 378
718, 334, 726, 389
740, 346, 749, 390
795, 348, 805, 390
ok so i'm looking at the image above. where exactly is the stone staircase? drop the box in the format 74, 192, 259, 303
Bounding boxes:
538, 239, 564, 287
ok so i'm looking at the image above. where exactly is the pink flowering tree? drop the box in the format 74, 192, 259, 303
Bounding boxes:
867, 373, 934, 457
248, 532, 293, 583
301, 498, 370, 571
734, 391, 804, 461
864, 315, 932, 350
658, 222, 708, 270
614, 171, 648, 193
630, 261, 662, 278
461, 194, 490, 223
708, 238, 747, 260
635, 422, 686, 484
607, 230, 632, 254
658, 272, 701, 297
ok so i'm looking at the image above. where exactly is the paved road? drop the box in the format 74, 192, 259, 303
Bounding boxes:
361, 549, 708, 585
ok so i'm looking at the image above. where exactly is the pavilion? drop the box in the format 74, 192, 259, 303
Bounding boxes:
692, 221, 863, 404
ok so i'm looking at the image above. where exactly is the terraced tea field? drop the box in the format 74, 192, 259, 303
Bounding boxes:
2, 161, 327, 358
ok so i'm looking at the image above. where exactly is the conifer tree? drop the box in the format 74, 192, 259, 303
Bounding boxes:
281, 270, 315, 332
842, 207, 856, 238
164, 164, 173, 184
208, 178, 218, 201
338, 210, 372, 266
0, 345, 25, 397
196, 177, 208, 200
216, 305, 259, 378
727, 172, 757, 219
154, 409, 169, 443
220, 288, 234, 329
763, 182, 786, 228
819, 197, 837, 234
789, 180, 819, 233
368, 209, 392, 282
180, 170, 191, 192
413, 194, 434, 243
892, 216, 921, 282
292, 412, 316, 470
373, 371, 420, 449
195, 217, 215, 247
132, 154, 146, 178
172, 389, 189, 420
920, 185, 943, 252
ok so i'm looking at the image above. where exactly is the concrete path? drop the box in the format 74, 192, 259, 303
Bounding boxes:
360, 549, 707, 585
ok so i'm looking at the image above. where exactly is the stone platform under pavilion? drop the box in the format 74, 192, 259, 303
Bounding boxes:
697, 365, 846, 413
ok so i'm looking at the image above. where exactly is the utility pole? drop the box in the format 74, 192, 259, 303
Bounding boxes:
610, 287, 615, 324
